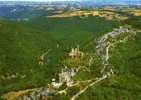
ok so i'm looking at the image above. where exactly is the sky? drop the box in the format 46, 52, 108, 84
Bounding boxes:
0, 0, 139, 1
0, 0, 80, 1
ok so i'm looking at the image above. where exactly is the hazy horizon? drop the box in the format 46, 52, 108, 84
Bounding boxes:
0, 0, 80, 1
0, 0, 140, 2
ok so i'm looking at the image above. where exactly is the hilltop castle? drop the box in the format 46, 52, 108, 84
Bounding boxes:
69, 46, 84, 59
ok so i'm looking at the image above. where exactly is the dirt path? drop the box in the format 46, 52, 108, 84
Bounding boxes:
70, 26, 137, 100
2, 26, 138, 100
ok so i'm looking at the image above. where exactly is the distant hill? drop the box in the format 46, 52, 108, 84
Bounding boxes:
0, 1, 140, 20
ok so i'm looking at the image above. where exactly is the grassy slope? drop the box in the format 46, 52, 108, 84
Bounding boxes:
0, 15, 141, 100
0, 16, 120, 96
77, 33, 141, 100
76, 16, 141, 100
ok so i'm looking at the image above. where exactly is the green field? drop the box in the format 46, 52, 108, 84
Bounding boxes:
0, 13, 141, 100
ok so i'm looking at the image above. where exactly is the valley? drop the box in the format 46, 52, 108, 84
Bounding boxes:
0, 1, 141, 100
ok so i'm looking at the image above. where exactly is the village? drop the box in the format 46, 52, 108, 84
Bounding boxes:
2, 26, 139, 100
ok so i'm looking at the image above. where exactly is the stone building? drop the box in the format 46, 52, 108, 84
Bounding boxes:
69, 46, 84, 59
